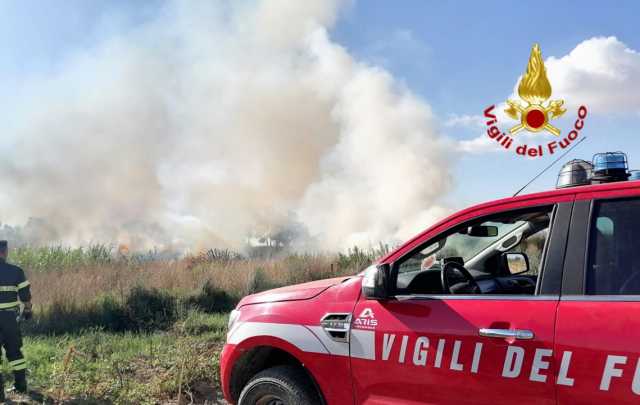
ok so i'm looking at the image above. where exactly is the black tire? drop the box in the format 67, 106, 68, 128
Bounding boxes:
238, 365, 322, 405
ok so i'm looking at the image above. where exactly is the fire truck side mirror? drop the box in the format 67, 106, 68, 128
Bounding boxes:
362, 263, 390, 300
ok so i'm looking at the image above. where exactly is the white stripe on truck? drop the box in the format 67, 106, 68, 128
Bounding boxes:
351, 329, 376, 360
228, 322, 377, 360
308, 326, 349, 357
228, 322, 329, 354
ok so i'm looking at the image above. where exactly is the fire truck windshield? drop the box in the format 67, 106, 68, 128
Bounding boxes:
417, 220, 527, 266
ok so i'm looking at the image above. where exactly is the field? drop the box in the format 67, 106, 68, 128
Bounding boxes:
3, 245, 381, 404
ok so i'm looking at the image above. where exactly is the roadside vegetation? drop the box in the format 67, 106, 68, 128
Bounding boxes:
5, 244, 386, 404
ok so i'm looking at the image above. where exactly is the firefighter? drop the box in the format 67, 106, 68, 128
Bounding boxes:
0, 240, 31, 399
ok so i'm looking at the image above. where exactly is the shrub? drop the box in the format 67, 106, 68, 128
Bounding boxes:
25, 294, 128, 335
96, 294, 129, 332
124, 286, 177, 332
186, 281, 237, 313
248, 267, 278, 294
185, 248, 244, 270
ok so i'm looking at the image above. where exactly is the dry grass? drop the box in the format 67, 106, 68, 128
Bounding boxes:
27, 254, 357, 312
6, 245, 384, 335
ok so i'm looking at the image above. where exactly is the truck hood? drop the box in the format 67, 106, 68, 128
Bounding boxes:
237, 276, 352, 307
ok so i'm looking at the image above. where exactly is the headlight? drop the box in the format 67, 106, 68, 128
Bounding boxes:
228, 309, 241, 333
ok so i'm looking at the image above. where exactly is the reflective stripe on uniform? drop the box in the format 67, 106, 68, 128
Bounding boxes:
0, 281, 30, 292
0, 302, 19, 309
9, 359, 26, 371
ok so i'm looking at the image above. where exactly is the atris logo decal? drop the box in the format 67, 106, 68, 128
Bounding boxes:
484, 44, 588, 158
353, 308, 378, 330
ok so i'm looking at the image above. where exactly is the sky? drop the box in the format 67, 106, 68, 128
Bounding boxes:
1, 0, 639, 248
331, 0, 640, 204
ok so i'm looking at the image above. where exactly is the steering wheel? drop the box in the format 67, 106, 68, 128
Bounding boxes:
441, 261, 482, 294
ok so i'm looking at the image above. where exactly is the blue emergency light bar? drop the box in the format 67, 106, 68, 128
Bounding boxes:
591, 152, 630, 184
593, 152, 629, 174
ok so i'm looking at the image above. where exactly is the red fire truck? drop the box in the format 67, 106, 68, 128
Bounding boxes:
221, 154, 640, 404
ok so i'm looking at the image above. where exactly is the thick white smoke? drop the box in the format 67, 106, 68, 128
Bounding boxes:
1, 0, 451, 251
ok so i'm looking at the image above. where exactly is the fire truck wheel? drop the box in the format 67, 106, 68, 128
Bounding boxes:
238, 365, 321, 405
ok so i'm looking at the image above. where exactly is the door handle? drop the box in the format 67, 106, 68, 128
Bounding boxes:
479, 328, 535, 340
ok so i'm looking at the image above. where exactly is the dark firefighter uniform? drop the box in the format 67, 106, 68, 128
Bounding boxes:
0, 243, 31, 396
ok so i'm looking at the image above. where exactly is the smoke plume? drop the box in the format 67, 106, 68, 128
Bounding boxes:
1, 0, 451, 251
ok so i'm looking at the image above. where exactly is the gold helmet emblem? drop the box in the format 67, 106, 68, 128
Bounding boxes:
505, 44, 566, 136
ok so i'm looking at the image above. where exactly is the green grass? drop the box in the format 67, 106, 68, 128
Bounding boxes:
11, 245, 114, 272
3, 312, 228, 404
